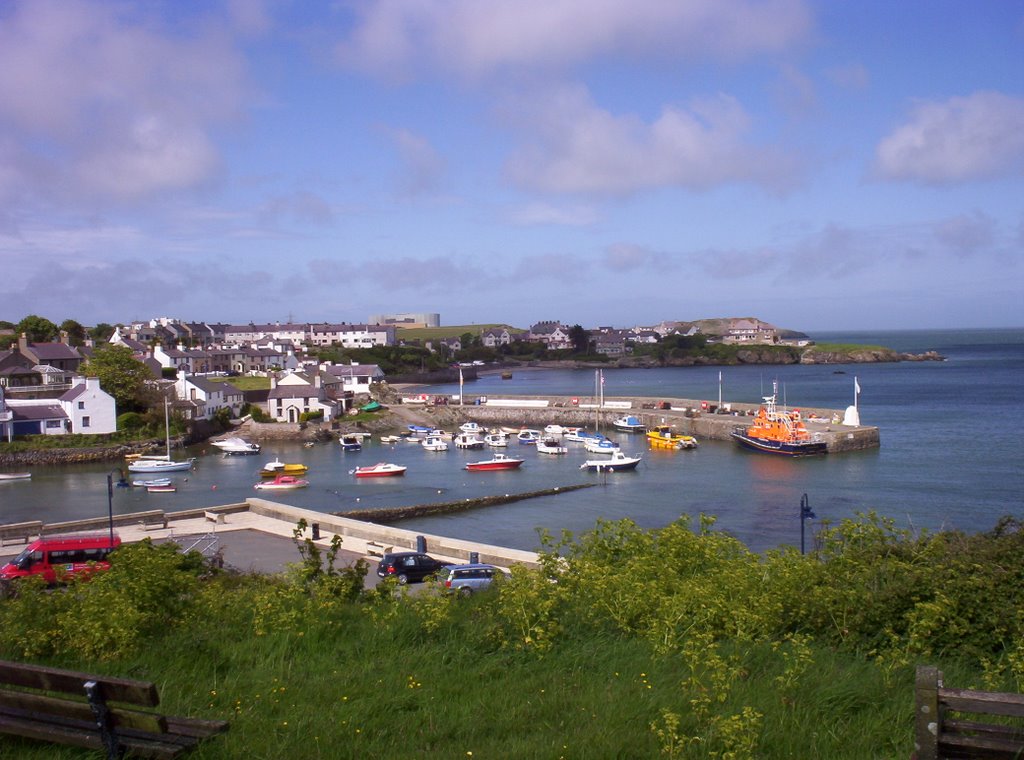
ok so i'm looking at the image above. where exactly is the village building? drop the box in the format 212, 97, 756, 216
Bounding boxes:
266, 371, 337, 423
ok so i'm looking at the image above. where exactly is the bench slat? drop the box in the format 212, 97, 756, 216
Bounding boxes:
0, 688, 168, 733
944, 718, 1024, 741
942, 687, 1024, 719
0, 660, 159, 706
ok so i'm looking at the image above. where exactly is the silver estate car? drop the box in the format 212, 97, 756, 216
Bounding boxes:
439, 563, 507, 595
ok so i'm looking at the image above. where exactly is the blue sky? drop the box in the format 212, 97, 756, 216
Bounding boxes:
0, 0, 1021, 332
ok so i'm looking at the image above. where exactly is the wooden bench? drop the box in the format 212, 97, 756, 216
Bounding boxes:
203, 511, 225, 525
915, 664, 1024, 759
0, 659, 228, 759
0, 521, 43, 546
365, 541, 393, 558
137, 511, 168, 531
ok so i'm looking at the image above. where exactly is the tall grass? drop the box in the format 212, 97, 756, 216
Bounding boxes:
2, 513, 1020, 758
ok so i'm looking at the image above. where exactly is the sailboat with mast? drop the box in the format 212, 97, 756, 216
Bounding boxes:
128, 397, 196, 473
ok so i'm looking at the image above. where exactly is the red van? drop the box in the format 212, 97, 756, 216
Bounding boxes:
0, 533, 122, 584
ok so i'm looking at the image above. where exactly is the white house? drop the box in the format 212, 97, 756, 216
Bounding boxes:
174, 373, 244, 421
3, 376, 117, 435
322, 363, 384, 396
266, 371, 336, 423
307, 323, 396, 348
59, 377, 117, 433
481, 328, 513, 347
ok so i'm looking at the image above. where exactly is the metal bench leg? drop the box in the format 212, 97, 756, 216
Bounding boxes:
84, 680, 122, 759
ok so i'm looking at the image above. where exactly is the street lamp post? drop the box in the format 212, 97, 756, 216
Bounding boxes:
106, 469, 125, 549
800, 493, 816, 555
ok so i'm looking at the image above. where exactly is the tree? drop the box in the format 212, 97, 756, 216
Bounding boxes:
16, 315, 59, 343
568, 325, 591, 354
79, 344, 155, 413
89, 323, 115, 343
60, 319, 87, 347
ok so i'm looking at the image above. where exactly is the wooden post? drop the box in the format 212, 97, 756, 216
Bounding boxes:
915, 665, 941, 760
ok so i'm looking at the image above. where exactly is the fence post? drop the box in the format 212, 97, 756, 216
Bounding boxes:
914, 665, 941, 760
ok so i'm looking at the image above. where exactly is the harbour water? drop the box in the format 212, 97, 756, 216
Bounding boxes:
2, 328, 1021, 554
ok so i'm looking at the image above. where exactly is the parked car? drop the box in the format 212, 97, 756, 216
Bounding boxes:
439, 563, 507, 596
376, 552, 446, 584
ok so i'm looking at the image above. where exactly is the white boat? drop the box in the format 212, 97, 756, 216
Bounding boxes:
580, 451, 642, 472
421, 435, 449, 452
0, 472, 32, 481
211, 436, 261, 455
583, 437, 620, 454
563, 428, 601, 443
543, 424, 566, 437
484, 432, 509, 447
339, 434, 363, 451
128, 398, 195, 473
536, 437, 568, 455
131, 478, 172, 488
380, 435, 401, 444
517, 429, 541, 445
612, 415, 646, 433
459, 422, 483, 434
254, 475, 309, 490
454, 433, 485, 449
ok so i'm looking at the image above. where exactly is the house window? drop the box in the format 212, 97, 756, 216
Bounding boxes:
82, 416, 90, 428
46, 420, 61, 429
78, 401, 85, 409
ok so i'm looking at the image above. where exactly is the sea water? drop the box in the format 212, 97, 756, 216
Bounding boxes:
2, 328, 1021, 554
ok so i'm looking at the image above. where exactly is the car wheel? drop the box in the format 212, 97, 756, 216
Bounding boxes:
397, 573, 409, 585
459, 586, 472, 597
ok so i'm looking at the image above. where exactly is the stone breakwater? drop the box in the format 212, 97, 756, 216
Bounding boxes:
0, 440, 184, 467
336, 484, 596, 523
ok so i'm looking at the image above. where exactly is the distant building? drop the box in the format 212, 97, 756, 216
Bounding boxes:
367, 312, 440, 328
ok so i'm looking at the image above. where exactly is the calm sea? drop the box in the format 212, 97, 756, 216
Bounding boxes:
3, 328, 1021, 554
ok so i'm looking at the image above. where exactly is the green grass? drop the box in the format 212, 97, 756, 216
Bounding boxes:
396, 324, 524, 342
812, 342, 890, 353
3, 514, 1020, 759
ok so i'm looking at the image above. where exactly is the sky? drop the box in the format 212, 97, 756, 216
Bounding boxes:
0, 0, 1022, 333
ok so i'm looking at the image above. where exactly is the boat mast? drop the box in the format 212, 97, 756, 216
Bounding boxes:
164, 395, 171, 459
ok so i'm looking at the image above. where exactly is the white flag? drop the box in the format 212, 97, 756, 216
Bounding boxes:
854, 377, 861, 395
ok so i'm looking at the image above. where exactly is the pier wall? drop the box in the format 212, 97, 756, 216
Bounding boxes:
422, 395, 879, 453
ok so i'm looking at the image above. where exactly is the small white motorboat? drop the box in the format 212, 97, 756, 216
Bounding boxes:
536, 437, 568, 455
516, 429, 541, 445
132, 477, 172, 488
0, 472, 32, 481
483, 432, 509, 447
454, 433, 485, 449
580, 451, 642, 472
351, 462, 407, 478
211, 436, 261, 455
254, 475, 309, 490
421, 435, 449, 452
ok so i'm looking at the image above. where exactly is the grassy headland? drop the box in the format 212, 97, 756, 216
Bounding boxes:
1, 513, 1020, 758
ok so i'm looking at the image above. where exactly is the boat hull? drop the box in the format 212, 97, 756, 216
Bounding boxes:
353, 464, 407, 478
465, 460, 524, 471
128, 460, 194, 473
730, 430, 828, 457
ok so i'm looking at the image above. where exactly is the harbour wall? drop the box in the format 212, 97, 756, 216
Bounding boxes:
416, 395, 880, 453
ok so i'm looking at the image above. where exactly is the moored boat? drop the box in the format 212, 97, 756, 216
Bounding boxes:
453, 433, 485, 449
730, 384, 828, 457
128, 457, 195, 473
465, 453, 524, 471
146, 484, 177, 493
536, 437, 568, 455
421, 435, 449, 452
254, 474, 309, 490
459, 422, 483, 435
483, 432, 509, 447
563, 428, 601, 443
132, 478, 172, 488
0, 472, 32, 481
516, 429, 541, 445
646, 425, 698, 450
580, 451, 642, 472
211, 436, 261, 455
351, 462, 407, 478
613, 415, 646, 433
583, 437, 620, 454
259, 459, 309, 477
339, 434, 363, 451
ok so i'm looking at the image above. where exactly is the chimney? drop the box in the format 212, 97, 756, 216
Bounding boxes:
18, 333, 28, 353
60, 330, 70, 345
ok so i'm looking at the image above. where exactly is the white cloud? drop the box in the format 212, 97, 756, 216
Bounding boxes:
503, 84, 798, 195
874, 92, 1024, 184
382, 127, 446, 197
507, 203, 598, 227
335, 0, 813, 80
0, 0, 250, 207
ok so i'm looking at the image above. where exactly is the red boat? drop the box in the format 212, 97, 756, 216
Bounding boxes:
351, 462, 407, 478
464, 453, 524, 472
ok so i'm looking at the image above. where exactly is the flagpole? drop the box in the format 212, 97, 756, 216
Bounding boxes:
718, 371, 722, 409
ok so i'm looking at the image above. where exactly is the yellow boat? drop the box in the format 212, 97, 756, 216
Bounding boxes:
646, 425, 698, 450
259, 459, 310, 478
